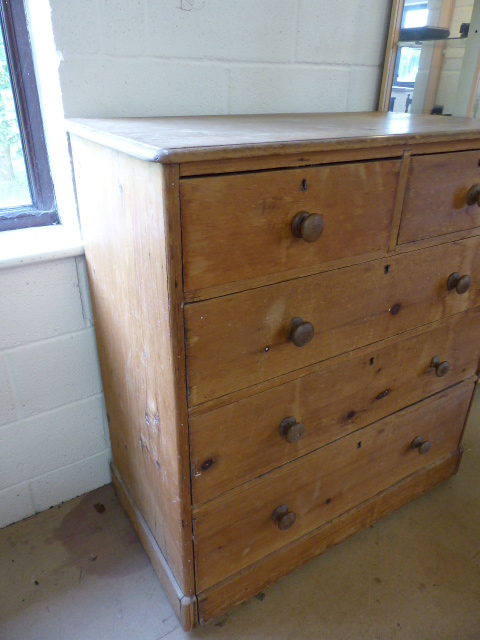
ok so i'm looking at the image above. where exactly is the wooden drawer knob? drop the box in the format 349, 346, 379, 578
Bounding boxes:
466, 184, 480, 206
411, 436, 431, 455
289, 317, 314, 347
279, 416, 306, 443
430, 356, 450, 377
272, 505, 296, 531
291, 211, 324, 243
447, 272, 471, 294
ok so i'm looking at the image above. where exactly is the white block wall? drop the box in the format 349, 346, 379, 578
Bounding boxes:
1, 0, 393, 528
50, 0, 392, 118
0, 257, 111, 528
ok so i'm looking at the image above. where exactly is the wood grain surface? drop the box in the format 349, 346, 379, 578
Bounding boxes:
111, 463, 198, 630
181, 160, 400, 292
399, 149, 480, 244
197, 451, 460, 623
185, 235, 480, 405
68, 113, 480, 629
66, 112, 480, 164
190, 308, 480, 505
70, 136, 194, 595
193, 382, 473, 591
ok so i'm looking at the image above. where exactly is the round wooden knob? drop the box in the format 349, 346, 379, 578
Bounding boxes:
430, 356, 450, 378
291, 211, 324, 243
466, 184, 480, 206
447, 272, 471, 294
279, 416, 306, 443
272, 505, 297, 531
411, 436, 431, 455
289, 317, 314, 347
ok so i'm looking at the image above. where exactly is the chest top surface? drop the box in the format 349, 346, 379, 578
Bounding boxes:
66, 112, 480, 164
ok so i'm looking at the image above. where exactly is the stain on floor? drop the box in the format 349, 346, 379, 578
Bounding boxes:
1, 392, 480, 640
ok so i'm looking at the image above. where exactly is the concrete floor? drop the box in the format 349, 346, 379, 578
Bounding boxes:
2, 393, 480, 640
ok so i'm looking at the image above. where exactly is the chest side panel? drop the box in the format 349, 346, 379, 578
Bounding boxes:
70, 137, 194, 595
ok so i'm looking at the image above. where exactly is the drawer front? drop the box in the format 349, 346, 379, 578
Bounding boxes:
190, 308, 480, 505
398, 150, 480, 244
193, 382, 472, 591
185, 235, 480, 405
181, 160, 400, 293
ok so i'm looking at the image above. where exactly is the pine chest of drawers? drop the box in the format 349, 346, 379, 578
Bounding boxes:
67, 112, 480, 630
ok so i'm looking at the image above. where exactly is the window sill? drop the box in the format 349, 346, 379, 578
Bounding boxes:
0, 224, 84, 270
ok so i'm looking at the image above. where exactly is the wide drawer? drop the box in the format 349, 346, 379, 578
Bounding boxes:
180, 160, 400, 294
398, 149, 480, 244
185, 235, 480, 405
193, 381, 473, 591
190, 308, 480, 505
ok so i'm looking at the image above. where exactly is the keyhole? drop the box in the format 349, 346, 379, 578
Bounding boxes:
300, 179, 307, 191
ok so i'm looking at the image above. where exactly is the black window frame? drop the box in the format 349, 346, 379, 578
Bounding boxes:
0, 0, 57, 232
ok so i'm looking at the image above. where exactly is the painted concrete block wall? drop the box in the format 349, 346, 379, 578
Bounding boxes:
50, 0, 392, 119
2, 1, 393, 528
0, 257, 111, 528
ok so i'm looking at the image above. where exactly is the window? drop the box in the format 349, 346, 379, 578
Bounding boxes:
0, 0, 57, 232
394, 3, 429, 89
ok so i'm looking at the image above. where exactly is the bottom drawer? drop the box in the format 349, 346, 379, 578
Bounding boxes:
193, 381, 473, 591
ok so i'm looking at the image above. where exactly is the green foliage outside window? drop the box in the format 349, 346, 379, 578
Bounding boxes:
0, 31, 31, 207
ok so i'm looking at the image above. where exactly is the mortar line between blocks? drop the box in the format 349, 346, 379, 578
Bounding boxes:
0, 477, 31, 495
0, 392, 105, 432
29, 447, 111, 484
2, 354, 23, 421
27, 481, 37, 514
293, 0, 301, 63
0, 325, 96, 356
75, 256, 93, 327
96, 0, 104, 55
64, 52, 377, 70
226, 67, 231, 114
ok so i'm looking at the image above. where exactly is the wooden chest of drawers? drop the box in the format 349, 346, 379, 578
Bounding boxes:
67, 112, 480, 630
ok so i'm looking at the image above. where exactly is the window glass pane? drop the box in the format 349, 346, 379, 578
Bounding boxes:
404, 8, 429, 28
0, 26, 31, 208
397, 47, 422, 83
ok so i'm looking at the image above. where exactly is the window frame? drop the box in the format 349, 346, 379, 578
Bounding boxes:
0, 0, 58, 232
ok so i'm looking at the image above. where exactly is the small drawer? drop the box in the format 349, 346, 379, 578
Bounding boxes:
180, 159, 400, 294
193, 381, 472, 591
190, 307, 480, 505
185, 235, 480, 405
398, 149, 480, 244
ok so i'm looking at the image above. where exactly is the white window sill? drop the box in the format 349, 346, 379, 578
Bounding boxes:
0, 224, 84, 270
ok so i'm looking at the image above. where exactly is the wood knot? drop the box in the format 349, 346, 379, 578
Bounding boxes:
201, 458, 216, 471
